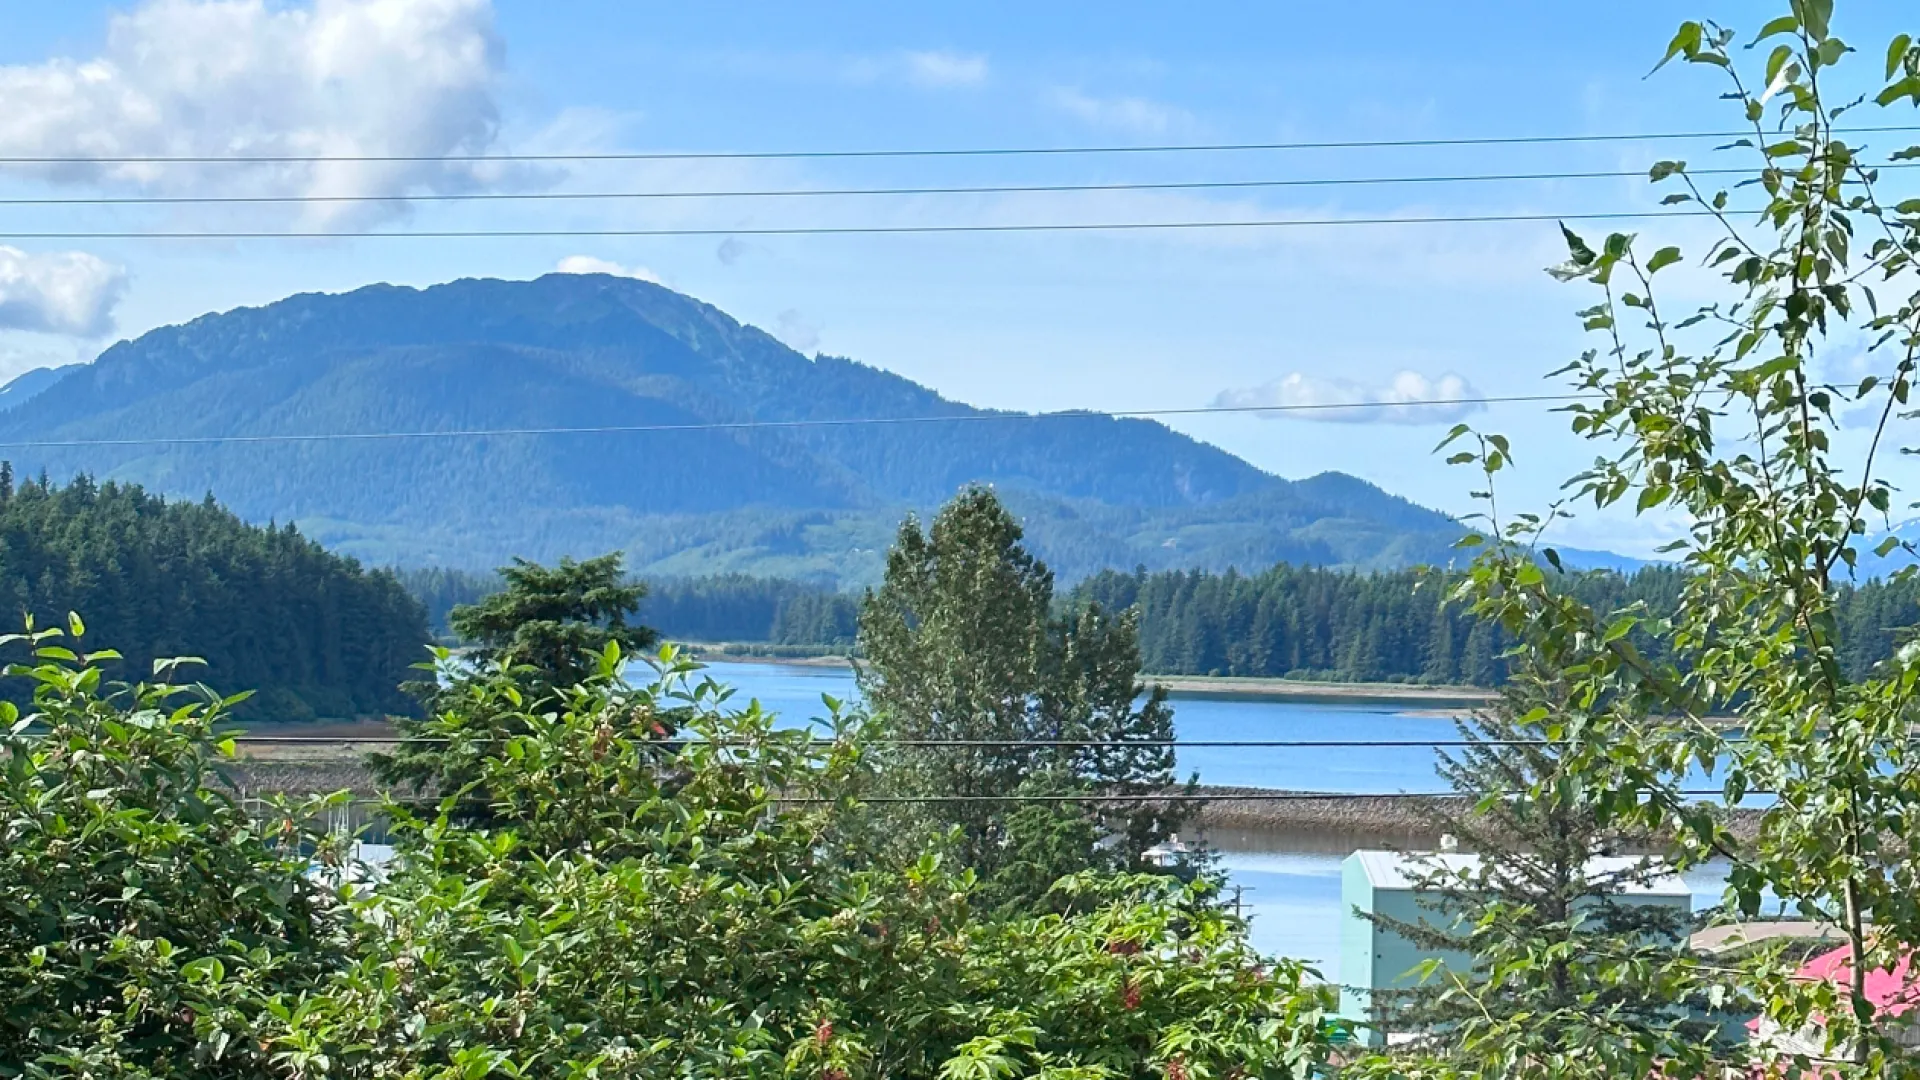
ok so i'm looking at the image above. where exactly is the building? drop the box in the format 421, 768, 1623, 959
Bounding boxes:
1338, 849, 1692, 1045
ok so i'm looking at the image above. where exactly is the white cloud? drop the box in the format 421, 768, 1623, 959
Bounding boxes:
773, 309, 821, 353
841, 49, 988, 89
902, 50, 988, 88
1212, 370, 1486, 425
1046, 87, 1190, 135
554, 255, 662, 284
0, 0, 508, 229
0, 247, 128, 337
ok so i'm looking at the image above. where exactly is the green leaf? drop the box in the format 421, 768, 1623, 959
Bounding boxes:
1877, 76, 1920, 107
1890, 34, 1913, 80
182, 956, 226, 983
66, 611, 84, 638
1647, 246, 1683, 273
1651, 21, 1703, 73
1765, 43, 1794, 87
1797, 0, 1831, 42
1751, 14, 1799, 43
1559, 224, 1597, 266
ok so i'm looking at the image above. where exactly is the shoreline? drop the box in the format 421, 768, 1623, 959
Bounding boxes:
222, 759, 1764, 850
1143, 675, 1491, 707
690, 651, 1495, 707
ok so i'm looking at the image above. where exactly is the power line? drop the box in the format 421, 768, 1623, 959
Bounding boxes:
0, 393, 1588, 449
816, 792, 1465, 803
0, 208, 1722, 241
3, 125, 1915, 164
2, 162, 1911, 206
309, 790, 1752, 806
798, 790, 1749, 804
221, 737, 1521, 747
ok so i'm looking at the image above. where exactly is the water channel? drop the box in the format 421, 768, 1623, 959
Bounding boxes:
693, 660, 1743, 981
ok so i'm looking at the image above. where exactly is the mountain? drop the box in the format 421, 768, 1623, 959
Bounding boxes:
0, 274, 1624, 585
0, 363, 79, 411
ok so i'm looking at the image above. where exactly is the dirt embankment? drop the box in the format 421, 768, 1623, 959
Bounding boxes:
223, 754, 1766, 851
1190, 785, 1766, 845
1190, 786, 1467, 836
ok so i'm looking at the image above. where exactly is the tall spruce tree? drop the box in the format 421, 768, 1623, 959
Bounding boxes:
1362, 672, 1731, 1067
372, 552, 659, 800
858, 487, 1190, 910
446, 554, 655, 690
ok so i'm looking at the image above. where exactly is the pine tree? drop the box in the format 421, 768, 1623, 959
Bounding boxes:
858, 487, 1191, 910
1363, 672, 1728, 1060
372, 552, 659, 800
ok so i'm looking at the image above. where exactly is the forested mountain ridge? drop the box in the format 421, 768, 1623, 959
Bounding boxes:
0, 273, 1608, 583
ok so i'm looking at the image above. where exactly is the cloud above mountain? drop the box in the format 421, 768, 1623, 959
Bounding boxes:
0, 247, 128, 337
0, 0, 509, 229
1212, 371, 1487, 425
555, 255, 662, 283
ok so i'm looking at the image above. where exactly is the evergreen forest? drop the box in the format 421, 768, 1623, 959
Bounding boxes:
399, 566, 860, 647
0, 469, 426, 720
1071, 565, 1920, 684
428, 560, 1920, 688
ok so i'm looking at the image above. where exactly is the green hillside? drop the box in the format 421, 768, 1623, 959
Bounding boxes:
0, 273, 1580, 585
0, 471, 426, 719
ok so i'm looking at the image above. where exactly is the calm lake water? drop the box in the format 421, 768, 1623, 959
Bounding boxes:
691, 660, 1741, 982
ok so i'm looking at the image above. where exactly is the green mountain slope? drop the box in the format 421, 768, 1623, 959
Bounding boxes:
0, 273, 1594, 585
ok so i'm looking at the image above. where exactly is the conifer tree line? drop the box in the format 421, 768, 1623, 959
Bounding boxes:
1070, 564, 1692, 684
396, 566, 860, 646
1069, 565, 1920, 684
0, 469, 425, 720
402, 558, 1920, 687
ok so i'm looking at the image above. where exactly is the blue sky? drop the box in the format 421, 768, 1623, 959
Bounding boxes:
0, 0, 1914, 557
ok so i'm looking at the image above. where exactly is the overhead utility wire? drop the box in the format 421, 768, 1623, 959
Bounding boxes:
3, 125, 1916, 163
795, 790, 1751, 804
0, 208, 1728, 240
0, 393, 1590, 450
310, 790, 1757, 806
220, 737, 1517, 747
3, 162, 1913, 206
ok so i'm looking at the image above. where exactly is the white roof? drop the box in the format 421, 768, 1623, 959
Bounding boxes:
1349, 849, 1690, 897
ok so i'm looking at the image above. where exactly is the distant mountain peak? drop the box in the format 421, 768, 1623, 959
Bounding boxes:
0, 275, 1633, 583
0, 363, 80, 411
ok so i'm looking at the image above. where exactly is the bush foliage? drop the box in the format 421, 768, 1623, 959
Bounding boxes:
0, 623, 1333, 1078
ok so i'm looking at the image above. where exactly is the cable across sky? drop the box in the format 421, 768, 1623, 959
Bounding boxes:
0, 208, 1725, 242
0, 124, 1915, 164
0, 162, 1910, 207
0, 393, 1589, 449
